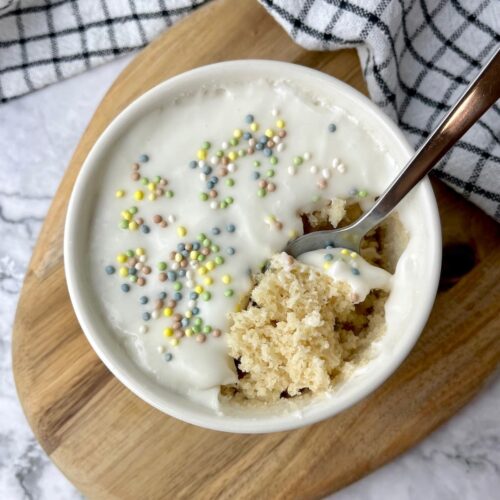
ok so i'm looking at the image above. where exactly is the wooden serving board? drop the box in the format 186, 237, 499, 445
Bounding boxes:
12, 0, 500, 498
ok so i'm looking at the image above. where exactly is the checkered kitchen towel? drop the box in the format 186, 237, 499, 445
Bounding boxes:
0, 1, 499, 220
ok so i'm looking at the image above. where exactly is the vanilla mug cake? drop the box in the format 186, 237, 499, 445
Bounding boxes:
65, 61, 441, 432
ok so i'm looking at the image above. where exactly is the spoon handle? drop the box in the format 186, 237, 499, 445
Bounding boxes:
355, 46, 500, 234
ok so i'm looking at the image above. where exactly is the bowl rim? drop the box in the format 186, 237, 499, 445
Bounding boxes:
64, 59, 442, 434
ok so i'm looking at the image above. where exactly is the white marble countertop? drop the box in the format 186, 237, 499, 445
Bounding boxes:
0, 56, 499, 500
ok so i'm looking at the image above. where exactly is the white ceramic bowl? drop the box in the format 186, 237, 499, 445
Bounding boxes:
65, 60, 441, 434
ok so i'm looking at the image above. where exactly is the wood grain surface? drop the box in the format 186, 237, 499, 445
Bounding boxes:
12, 0, 500, 498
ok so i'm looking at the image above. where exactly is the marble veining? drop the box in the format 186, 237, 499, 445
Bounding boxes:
0, 55, 498, 500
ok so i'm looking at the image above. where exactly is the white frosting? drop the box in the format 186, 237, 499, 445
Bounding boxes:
89, 79, 412, 410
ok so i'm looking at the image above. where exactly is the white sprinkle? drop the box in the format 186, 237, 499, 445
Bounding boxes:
288, 165, 296, 176
198, 160, 206, 168
227, 163, 236, 173
189, 261, 198, 269
200, 173, 207, 181
186, 270, 194, 280
331, 158, 340, 168
221, 141, 229, 150
186, 280, 194, 288
167, 214, 176, 223
277, 143, 285, 153
303, 152, 312, 161
210, 156, 219, 165
210, 201, 218, 209
151, 310, 159, 319
135, 262, 143, 270
321, 168, 331, 179
310, 165, 318, 174
271, 108, 279, 116
248, 138, 256, 147
139, 325, 148, 334
157, 345, 165, 354
139, 255, 147, 263
351, 261, 359, 269
171, 262, 179, 270
273, 135, 281, 144
337, 163, 346, 173
188, 299, 196, 308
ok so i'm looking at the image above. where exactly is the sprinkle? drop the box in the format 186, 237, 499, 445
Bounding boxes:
350, 252, 358, 258
142, 312, 151, 321
105, 265, 115, 275
288, 165, 296, 176
119, 221, 129, 229
226, 224, 236, 233
165, 190, 174, 198
269, 156, 278, 166
233, 129, 243, 139
310, 165, 318, 174
224, 289, 234, 297
349, 188, 358, 196
163, 307, 173, 317
167, 271, 177, 281
351, 268, 360, 275
177, 226, 187, 237
157, 261, 167, 271
205, 261, 215, 271
337, 163, 346, 174
189, 160, 198, 169
265, 128, 274, 138
139, 295, 148, 304
157, 345, 165, 354
341, 249, 349, 255
151, 310, 159, 319
134, 190, 144, 201
139, 154, 150, 163
167, 214, 176, 223
215, 256, 224, 265
212, 227, 221, 235
204, 276, 213, 286
164, 353, 173, 362
226, 247, 236, 255
324, 254, 334, 261
293, 156, 303, 166
266, 169, 275, 178
197, 149, 207, 160
267, 183, 276, 192
119, 267, 129, 277
121, 284, 130, 293
276, 119, 285, 128
321, 168, 331, 179
201, 291, 212, 301
196, 334, 206, 343
115, 189, 125, 198
358, 190, 368, 198
141, 177, 149, 186
317, 179, 327, 190
271, 108, 279, 117
221, 274, 232, 284
303, 152, 312, 161
139, 325, 148, 334
141, 225, 150, 234
226, 178, 235, 187
328, 123, 337, 133
250, 122, 259, 132
323, 262, 332, 270
170, 338, 179, 347
288, 229, 299, 239
257, 188, 267, 197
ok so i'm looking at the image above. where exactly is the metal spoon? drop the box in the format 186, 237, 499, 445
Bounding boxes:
285, 47, 500, 258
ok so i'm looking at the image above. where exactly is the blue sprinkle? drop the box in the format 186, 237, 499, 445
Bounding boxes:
177, 243, 185, 251
324, 254, 334, 261
181, 318, 190, 327
121, 284, 130, 293
178, 269, 186, 277
226, 247, 236, 255
158, 291, 167, 299
192, 242, 201, 250
129, 267, 137, 276
328, 123, 337, 133
206, 181, 215, 189
263, 148, 272, 157
325, 245, 334, 250
202, 165, 212, 175
349, 188, 358, 196
255, 143, 264, 151
351, 268, 360, 275
243, 132, 251, 140
189, 160, 198, 169
252, 171, 260, 180
226, 224, 236, 233
245, 114, 254, 124
190, 292, 199, 300
139, 295, 149, 304
164, 352, 173, 362
181, 250, 189, 257
167, 271, 177, 281
142, 312, 151, 321
174, 292, 182, 301
212, 227, 221, 235
139, 153, 149, 163
259, 135, 267, 144
141, 224, 150, 234
192, 307, 200, 315
105, 265, 115, 275
210, 176, 218, 185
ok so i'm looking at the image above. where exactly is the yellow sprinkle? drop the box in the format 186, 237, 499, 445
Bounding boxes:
185, 328, 193, 337
341, 249, 349, 255
119, 267, 129, 277
205, 261, 215, 271
128, 221, 138, 231
184, 311, 192, 319
197, 149, 207, 160
276, 119, 285, 128
204, 276, 213, 286
134, 190, 144, 200
135, 247, 145, 256
115, 189, 125, 198
288, 229, 298, 239
163, 327, 174, 337
228, 151, 237, 161
194, 285, 204, 294
350, 252, 358, 259
121, 210, 132, 221
323, 262, 332, 270
163, 307, 173, 317
197, 266, 207, 276
189, 250, 199, 260
147, 193, 156, 201
116, 253, 127, 263
234, 304, 242, 312
147, 182, 156, 192
233, 128, 243, 139
170, 338, 179, 347
174, 253, 183, 263
265, 128, 273, 138
177, 226, 187, 237
221, 274, 232, 284
250, 122, 259, 132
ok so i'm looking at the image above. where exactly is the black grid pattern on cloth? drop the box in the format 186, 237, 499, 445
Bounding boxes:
0, 0, 498, 220
260, 0, 500, 221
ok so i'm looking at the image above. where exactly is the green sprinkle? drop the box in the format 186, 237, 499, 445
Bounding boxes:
126, 250, 134, 257
216, 149, 224, 158
157, 261, 167, 271
202, 325, 212, 334
225, 196, 234, 204
211, 244, 220, 252
202, 141, 211, 150
257, 188, 267, 197
193, 325, 202, 333
226, 178, 235, 187
270, 156, 278, 165
199, 192, 209, 201
224, 289, 234, 297
173, 282, 182, 291
253, 160, 261, 168
202, 238, 211, 247
266, 169, 275, 178
220, 201, 228, 209
165, 190, 174, 198
129, 206, 138, 214
194, 317, 203, 326
201, 291, 212, 301
229, 138, 239, 146
153, 176, 161, 183
358, 190, 368, 198
119, 220, 129, 229
293, 156, 303, 166
141, 177, 149, 185
197, 254, 205, 262
129, 275, 138, 283
197, 233, 206, 242
238, 150, 246, 157
215, 256, 225, 265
